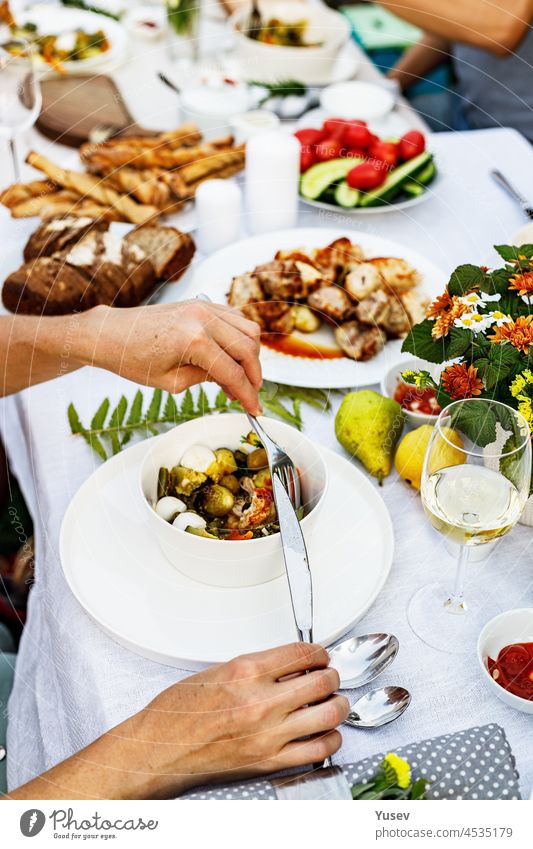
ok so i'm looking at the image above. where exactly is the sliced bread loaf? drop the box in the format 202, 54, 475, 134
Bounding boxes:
2, 258, 98, 315
124, 225, 195, 282
23, 216, 109, 262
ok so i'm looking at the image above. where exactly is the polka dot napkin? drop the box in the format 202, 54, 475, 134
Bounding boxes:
181, 723, 521, 800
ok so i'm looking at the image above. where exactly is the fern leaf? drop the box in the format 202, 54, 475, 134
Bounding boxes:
126, 390, 144, 426
215, 389, 228, 409
81, 431, 108, 461
146, 387, 162, 421
163, 393, 178, 421
90, 399, 110, 430
197, 386, 209, 415
109, 395, 128, 428
68, 403, 84, 435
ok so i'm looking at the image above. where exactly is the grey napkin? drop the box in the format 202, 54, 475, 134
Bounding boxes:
181, 723, 521, 800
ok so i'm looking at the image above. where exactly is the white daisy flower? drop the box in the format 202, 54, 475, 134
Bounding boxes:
454, 312, 495, 332
487, 310, 512, 327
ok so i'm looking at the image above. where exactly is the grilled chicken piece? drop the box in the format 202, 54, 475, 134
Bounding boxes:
334, 321, 386, 361
233, 477, 274, 530
228, 272, 265, 309
252, 259, 319, 300
354, 289, 391, 326
366, 257, 420, 293
308, 285, 353, 323
275, 248, 314, 264
380, 296, 412, 337
250, 299, 295, 334
311, 237, 363, 282
401, 290, 428, 326
344, 262, 383, 301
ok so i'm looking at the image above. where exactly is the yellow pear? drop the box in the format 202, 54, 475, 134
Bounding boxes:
395, 425, 465, 490
335, 390, 404, 483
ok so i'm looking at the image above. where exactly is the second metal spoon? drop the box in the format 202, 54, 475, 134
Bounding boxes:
345, 686, 411, 729
329, 633, 399, 689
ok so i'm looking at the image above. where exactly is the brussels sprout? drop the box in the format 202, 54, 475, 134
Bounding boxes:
247, 447, 268, 470
157, 467, 170, 499
293, 304, 321, 333
211, 448, 237, 481
234, 450, 248, 469
253, 468, 272, 489
219, 473, 241, 494
171, 465, 207, 496
199, 484, 235, 517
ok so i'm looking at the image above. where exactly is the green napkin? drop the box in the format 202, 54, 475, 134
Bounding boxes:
341, 4, 422, 50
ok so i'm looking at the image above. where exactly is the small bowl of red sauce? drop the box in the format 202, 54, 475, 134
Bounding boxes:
381, 357, 441, 427
477, 609, 533, 714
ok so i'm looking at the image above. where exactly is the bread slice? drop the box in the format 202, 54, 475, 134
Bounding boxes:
124, 225, 195, 282
2, 258, 98, 315
24, 216, 109, 262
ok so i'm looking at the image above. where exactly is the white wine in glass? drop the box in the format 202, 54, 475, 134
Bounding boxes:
408, 398, 531, 654
0, 39, 41, 181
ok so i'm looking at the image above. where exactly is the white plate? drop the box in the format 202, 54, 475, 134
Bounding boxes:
60, 437, 394, 669
301, 175, 440, 217
185, 226, 447, 389
12, 4, 127, 76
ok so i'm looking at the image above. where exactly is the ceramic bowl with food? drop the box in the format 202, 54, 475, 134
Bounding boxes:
477, 608, 533, 714
140, 413, 328, 588
230, 1, 350, 85
381, 357, 442, 427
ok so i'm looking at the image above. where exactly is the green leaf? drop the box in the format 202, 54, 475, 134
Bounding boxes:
146, 388, 162, 421
483, 267, 512, 296
180, 388, 195, 417
402, 319, 447, 364
351, 782, 377, 800
447, 327, 472, 359
450, 403, 497, 447
261, 397, 301, 429
109, 395, 128, 428
494, 244, 533, 262
215, 389, 229, 409
489, 343, 520, 368
81, 431, 108, 461
197, 386, 209, 415
67, 403, 84, 435
448, 264, 486, 296
126, 390, 144, 426
163, 393, 179, 421
90, 399, 110, 430
410, 778, 429, 800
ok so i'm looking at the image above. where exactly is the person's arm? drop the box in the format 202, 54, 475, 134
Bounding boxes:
4, 643, 348, 800
378, 0, 533, 56
387, 33, 450, 91
0, 301, 262, 414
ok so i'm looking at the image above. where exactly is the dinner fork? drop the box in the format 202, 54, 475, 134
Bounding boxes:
491, 169, 533, 220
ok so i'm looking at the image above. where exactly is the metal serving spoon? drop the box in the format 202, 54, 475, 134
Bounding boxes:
345, 686, 411, 729
329, 633, 399, 689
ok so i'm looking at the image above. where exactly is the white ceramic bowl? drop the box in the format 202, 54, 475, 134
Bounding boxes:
320, 81, 395, 122
477, 608, 533, 714
140, 413, 328, 588
229, 1, 350, 85
381, 357, 442, 428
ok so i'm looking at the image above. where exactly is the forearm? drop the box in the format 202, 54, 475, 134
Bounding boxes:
0, 310, 101, 396
388, 33, 450, 90
378, 0, 533, 55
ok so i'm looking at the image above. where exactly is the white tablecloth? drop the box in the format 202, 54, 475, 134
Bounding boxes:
3, 125, 533, 796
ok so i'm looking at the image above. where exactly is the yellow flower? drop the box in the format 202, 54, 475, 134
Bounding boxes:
510, 369, 533, 399
518, 398, 533, 431
383, 753, 411, 789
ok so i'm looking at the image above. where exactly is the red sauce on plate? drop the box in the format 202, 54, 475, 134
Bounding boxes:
394, 379, 441, 416
261, 333, 344, 360
488, 642, 533, 700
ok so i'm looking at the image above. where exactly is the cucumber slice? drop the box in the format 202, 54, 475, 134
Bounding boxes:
359, 152, 432, 208
412, 159, 436, 185
334, 181, 360, 208
403, 181, 426, 197
300, 157, 364, 200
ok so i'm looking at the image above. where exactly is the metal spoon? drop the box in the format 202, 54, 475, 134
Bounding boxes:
329, 633, 399, 689
344, 686, 411, 729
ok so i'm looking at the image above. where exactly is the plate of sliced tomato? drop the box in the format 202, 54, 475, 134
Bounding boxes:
296, 116, 439, 214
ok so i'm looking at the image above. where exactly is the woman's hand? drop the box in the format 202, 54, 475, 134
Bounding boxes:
82, 301, 263, 415
7, 643, 348, 799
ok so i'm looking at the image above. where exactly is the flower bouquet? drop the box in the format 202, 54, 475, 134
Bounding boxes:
402, 244, 533, 488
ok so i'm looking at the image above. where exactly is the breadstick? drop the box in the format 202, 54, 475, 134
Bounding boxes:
26, 151, 159, 225
0, 180, 57, 209
40, 200, 122, 222
178, 146, 245, 184
10, 190, 80, 218
80, 139, 238, 172
101, 166, 172, 208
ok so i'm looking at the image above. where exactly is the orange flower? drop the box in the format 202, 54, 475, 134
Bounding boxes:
441, 364, 484, 399
431, 299, 469, 340
489, 315, 533, 353
509, 271, 533, 296
427, 288, 453, 319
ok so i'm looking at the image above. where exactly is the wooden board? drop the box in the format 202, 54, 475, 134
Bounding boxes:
36, 74, 158, 148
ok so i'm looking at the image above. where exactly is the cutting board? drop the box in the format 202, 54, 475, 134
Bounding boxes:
36, 74, 159, 147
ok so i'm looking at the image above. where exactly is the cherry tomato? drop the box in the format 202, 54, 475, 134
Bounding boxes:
300, 146, 316, 172
315, 137, 343, 162
345, 147, 367, 160
294, 128, 325, 146
342, 122, 372, 149
346, 160, 388, 190
399, 130, 426, 161
368, 140, 399, 169
322, 118, 347, 140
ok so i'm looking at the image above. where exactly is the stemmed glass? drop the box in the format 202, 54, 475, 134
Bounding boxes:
0, 39, 41, 182
408, 398, 531, 654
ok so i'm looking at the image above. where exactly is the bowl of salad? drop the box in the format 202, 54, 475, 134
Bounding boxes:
230, 1, 350, 85
296, 117, 437, 213
140, 413, 328, 587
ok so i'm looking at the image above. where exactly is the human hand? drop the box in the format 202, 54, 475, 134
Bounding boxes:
81, 300, 262, 415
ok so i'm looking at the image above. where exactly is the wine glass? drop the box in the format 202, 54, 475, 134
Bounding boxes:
408, 398, 531, 654
0, 38, 41, 182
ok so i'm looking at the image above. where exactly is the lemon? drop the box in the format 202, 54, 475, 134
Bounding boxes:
394, 424, 465, 490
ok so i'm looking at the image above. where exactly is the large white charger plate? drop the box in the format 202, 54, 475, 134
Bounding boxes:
10, 4, 128, 76
185, 226, 447, 389
60, 436, 393, 670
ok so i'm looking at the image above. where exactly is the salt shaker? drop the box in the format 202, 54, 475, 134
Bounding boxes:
195, 179, 242, 254
245, 131, 300, 234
